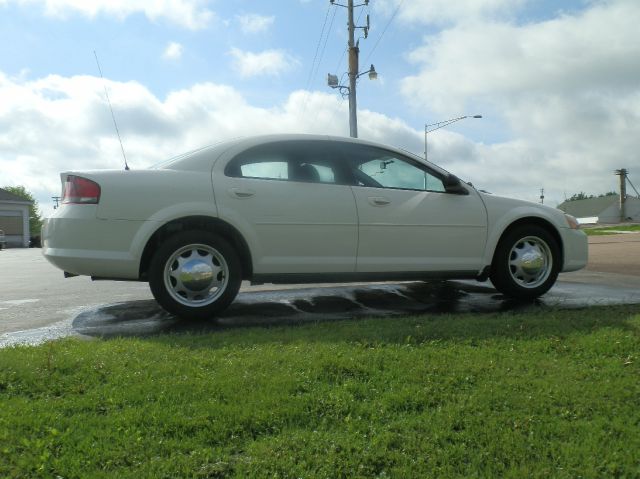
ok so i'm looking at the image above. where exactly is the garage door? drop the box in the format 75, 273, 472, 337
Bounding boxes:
0, 215, 23, 234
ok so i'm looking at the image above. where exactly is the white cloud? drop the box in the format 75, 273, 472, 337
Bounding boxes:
402, 2, 640, 109
0, 72, 411, 216
398, 0, 640, 206
236, 13, 275, 34
229, 48, 299, 78
3, 0, 639, 225
163, 42, 183, 60
7, 0, 215, 29
0, 69, 557, 222
376, 0, 526, 25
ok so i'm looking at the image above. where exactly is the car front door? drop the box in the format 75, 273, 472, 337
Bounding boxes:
213, 140, 358, 275
341, 143, 488, 273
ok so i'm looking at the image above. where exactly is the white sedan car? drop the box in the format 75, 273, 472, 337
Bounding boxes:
43, 134, 587, 319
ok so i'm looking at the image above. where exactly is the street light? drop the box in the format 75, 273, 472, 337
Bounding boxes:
361, 64, 377, 80
424, 114, 482, 161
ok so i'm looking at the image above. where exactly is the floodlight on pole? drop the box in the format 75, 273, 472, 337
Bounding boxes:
424, 114, 483, 161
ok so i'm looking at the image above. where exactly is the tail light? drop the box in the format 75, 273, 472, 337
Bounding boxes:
62, 175, 101, 204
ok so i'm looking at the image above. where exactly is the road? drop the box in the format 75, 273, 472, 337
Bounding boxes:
1, 233, 639, 345
0, 248, 418, 336
585, 233, 640, 276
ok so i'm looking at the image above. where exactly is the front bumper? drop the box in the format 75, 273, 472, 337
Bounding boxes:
560, 228, 588, 272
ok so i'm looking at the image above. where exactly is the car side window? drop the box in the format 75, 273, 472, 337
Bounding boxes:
342, 145, 445, 192
226, 141, 345, 184
240, 160, 288, 180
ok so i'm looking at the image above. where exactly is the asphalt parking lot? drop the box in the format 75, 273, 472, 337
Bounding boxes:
1, 233, 639, 347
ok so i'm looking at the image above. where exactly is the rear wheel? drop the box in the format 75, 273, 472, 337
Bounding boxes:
490, 225, 560, 300
149, 231, 241, 319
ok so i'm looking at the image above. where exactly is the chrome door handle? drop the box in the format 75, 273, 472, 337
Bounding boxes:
368, 196, 391, 206
229, 188, 255, 198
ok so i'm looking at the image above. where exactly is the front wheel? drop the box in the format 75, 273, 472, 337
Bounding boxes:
149, 231, 242, 320
490, 225, 560, 300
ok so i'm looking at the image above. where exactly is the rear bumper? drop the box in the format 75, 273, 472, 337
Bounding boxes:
560, 228, 588, 272
43, 246, 140, 279
42, 207, 145, 279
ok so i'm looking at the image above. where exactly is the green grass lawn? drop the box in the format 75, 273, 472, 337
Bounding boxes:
1, 306, 639, 478
583, 224, 640, 236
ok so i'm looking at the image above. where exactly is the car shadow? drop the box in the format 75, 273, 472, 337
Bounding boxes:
70, 280, 638, 343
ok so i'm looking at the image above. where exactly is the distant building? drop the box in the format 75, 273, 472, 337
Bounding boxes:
557, 194, 640, 224
0, 188, 32, 247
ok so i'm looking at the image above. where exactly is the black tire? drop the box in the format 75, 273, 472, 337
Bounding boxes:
148, 231, 242, 320
490, 225, 561, 300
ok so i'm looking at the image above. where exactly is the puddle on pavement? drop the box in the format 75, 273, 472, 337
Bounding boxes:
2, 279, 640, 346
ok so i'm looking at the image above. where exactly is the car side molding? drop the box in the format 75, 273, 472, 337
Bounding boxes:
250, 270, 481, 285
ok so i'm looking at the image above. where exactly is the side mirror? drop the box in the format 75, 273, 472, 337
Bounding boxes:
380, 160, 394, 170
443, 174, 469, 195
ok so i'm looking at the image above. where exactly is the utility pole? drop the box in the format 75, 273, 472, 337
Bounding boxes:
347, 0, 358, 138
615, 168, 628, 222
328, 0, 373, 138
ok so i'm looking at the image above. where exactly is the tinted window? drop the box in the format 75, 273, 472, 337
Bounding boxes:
341, 144, 445, 192
226, 140, 346, 184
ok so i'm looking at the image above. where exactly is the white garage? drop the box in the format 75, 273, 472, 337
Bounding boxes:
0, 188, 31, 248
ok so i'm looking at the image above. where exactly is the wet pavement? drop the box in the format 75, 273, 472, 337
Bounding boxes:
2, 241, 640, 348
2, 276, 640, 348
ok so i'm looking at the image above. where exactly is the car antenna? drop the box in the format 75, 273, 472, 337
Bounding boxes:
94, 50, 130, 171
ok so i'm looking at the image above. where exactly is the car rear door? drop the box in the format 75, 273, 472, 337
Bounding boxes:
212, 140, 358, 275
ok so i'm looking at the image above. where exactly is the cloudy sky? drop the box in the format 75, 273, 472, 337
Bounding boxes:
1, 0, 638, 215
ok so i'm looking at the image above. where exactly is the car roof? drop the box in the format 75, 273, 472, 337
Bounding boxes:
157, 134, 443, 174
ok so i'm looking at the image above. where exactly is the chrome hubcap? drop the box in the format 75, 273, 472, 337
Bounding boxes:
164, 244, 229, 307
508, 236, 552, 289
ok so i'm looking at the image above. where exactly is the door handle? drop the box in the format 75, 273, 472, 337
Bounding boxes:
229, 188, 255, 198
368, 196, 391, 206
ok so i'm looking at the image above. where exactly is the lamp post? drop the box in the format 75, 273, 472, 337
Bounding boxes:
424, 115, 482, 161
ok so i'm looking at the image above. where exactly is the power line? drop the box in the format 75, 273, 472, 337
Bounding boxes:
304, 4, 332, 92
311, 6, 337, 89
334, 47, 348, 76
301, 4, 335, 119
364, 0, 404, 64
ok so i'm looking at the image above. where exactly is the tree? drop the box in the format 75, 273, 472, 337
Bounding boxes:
2, 185, 43, 236
567, 191, 618, 202
568, 192, 593, 201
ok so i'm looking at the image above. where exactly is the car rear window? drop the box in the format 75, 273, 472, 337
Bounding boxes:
225, 140, 345, 184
